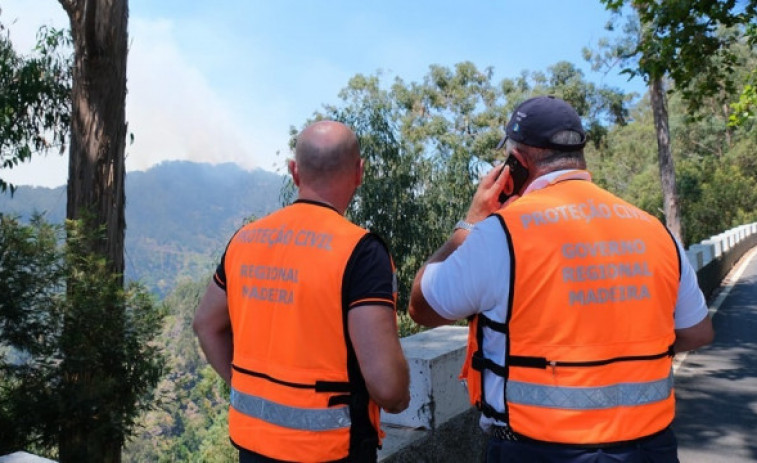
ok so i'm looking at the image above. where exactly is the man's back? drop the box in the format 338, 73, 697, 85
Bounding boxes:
493, 178, 680, 444
224, 201, 377, 461
194, 121, 409, 463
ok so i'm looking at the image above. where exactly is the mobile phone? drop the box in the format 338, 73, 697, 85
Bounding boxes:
498, 155, 529, 203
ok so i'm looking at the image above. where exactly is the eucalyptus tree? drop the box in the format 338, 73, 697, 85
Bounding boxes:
56, 1, 163, 461
593, 0, 757, 244
59, 0, 128, 276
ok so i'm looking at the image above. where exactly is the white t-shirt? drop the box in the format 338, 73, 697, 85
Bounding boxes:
421, 170, 709, 431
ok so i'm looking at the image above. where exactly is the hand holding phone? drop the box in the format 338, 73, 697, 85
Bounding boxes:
498, 154, 529, 203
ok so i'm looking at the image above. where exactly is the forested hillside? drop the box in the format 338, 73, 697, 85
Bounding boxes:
122, 280, 236, 462
0, 161, 285, 296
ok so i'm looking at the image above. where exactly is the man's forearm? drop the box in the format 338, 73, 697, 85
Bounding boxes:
197, 329, 233, 384
674, 315, 714, 353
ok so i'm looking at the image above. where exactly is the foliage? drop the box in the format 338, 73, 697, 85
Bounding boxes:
57, 218, 166, 460
294, 62, 628, 318
678, 156, 757, 244
598, 0, 757, 111
585, 1, 757, 240
0, 214, 63, 356
585, 95, 663, 218
729, 77, 757, 126
0, 215, 166, 458
0, 18, 71, 195
123, 279, 235, 463
0, 214, 64, 454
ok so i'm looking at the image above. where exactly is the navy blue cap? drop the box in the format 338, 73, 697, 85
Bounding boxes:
496, 96, 586, 151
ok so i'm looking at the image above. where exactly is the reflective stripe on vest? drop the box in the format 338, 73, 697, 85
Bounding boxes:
231, 387, 351, 431
507, 370, 674, 410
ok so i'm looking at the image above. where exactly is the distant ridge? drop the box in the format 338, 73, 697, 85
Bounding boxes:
0, 161, 286, 297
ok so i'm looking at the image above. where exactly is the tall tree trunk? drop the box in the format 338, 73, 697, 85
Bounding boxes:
650, 77, 683, 243
58, 1, 128, 462
63, 0, 127, 277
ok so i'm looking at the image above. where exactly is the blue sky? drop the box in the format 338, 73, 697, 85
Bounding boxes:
1, 0, 643, 188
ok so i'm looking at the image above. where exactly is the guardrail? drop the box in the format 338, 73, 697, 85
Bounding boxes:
379, 222, 757, 462
686, 223, 757, 297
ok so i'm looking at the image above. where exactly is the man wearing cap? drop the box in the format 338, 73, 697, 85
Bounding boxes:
409, 96, 713, 462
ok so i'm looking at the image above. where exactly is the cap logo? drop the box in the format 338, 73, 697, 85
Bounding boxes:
512, 122, 520, 133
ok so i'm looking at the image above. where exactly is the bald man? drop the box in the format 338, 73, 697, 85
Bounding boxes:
194, 121, 410, 463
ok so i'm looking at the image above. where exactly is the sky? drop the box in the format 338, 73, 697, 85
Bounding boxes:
1, 0, 644, 188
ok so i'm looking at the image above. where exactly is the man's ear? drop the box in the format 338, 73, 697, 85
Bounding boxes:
288, 159, 300, 186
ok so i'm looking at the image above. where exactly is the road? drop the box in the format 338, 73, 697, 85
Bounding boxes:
674, 246, 757, 462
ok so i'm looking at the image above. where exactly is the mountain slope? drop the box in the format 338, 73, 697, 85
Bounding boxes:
0, 161, 285, 296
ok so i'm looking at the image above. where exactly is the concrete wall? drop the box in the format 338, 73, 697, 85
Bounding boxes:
378, 327, 486, 463
380, 222, 757, 461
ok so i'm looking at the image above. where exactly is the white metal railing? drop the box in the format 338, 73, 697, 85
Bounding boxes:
686, 222, 757, 271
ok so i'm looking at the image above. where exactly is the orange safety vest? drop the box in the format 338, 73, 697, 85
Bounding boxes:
460, 177, 680, 445
224, 201, 390, 462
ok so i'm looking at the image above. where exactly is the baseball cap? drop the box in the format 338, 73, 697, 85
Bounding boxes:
496, 96, 587, 151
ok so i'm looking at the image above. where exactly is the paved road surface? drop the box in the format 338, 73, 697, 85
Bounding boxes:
674, 246, 757, 462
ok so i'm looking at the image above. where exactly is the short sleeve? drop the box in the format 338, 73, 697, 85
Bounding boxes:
213, 254, 227, 291
344, 234, 395, 311
673, 238, 709, 329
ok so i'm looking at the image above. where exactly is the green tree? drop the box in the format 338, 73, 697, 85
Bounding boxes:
581, 55, 757, 246
55, 0, 135, 460
678, 156, 757, 243
0, 215, 64, 454
0, 216, 165, 460
586, 94, 662, 215
0, 16, 71, 195
293, 62, 628, 327
594, 0, 757, 244
726, 27, 757, 127
58, 219, 165, 462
